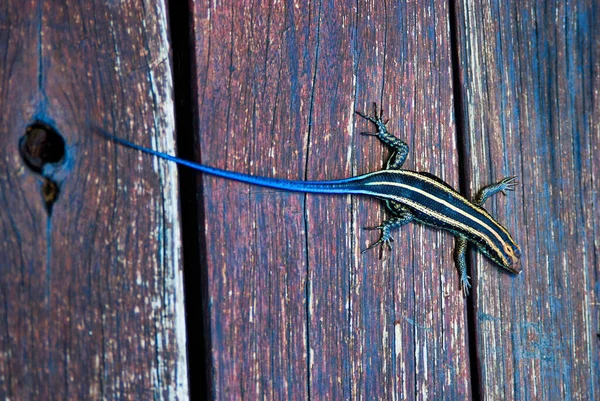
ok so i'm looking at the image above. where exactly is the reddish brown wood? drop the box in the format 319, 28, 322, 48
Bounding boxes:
5, 0, 595, 399
192, 1, 469, 398
0, 1, 188, 399
455, 0, 599, 399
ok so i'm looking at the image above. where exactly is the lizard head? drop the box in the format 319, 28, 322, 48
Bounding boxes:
501, 242, 522, 273
478, 236, 522, 274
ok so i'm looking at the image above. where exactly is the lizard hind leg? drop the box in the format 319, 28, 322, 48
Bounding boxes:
362, 209, 414, 259
355, 102, 409, 170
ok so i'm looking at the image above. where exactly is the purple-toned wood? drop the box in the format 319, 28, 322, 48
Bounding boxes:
5, 0, 595, 399
455, 0, 599, 399
0, 1, 188, 399
192, 1, 469, 398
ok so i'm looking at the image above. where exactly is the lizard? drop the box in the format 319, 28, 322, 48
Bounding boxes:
98, 103, 521, 295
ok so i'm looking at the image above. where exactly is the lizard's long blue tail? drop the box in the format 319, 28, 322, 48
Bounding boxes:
95, 128, 372, 195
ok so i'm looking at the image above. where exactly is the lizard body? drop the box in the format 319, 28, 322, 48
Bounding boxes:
99, 104, 521, 295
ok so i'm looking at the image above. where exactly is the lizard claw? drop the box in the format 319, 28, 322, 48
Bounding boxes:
362, 225, 394, 259
460, 275, 472, 297
498, 176, 518, 196
355, 102, 385, 125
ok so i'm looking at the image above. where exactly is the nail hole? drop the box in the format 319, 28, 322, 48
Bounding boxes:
20, 122, 65, 174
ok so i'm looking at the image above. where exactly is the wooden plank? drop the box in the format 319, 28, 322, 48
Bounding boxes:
454, 0, 599, 399
0, 2, 188, 399
192, 2, 314, 398
192, 1, 470, 398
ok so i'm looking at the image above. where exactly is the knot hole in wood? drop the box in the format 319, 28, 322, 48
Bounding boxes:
19, 122, 65, 215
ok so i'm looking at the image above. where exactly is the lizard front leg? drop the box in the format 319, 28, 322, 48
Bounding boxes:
454, 236, 471, 296
473, 176, 518, 206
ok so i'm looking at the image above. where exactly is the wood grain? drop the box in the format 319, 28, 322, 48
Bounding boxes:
3, 0, 595, 399
192, 0, 469, 398
0, 1, 188, 399
455, 0, 599, 399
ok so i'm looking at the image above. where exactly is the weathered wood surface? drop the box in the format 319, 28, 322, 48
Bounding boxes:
0, 1, 188, 400
1, 0, 597, 400
192, 0, 469, 399
193, 0, 599, 399
455, 0, 599, 400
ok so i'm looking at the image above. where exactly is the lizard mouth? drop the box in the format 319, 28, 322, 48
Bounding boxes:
507, 258, 522, 274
